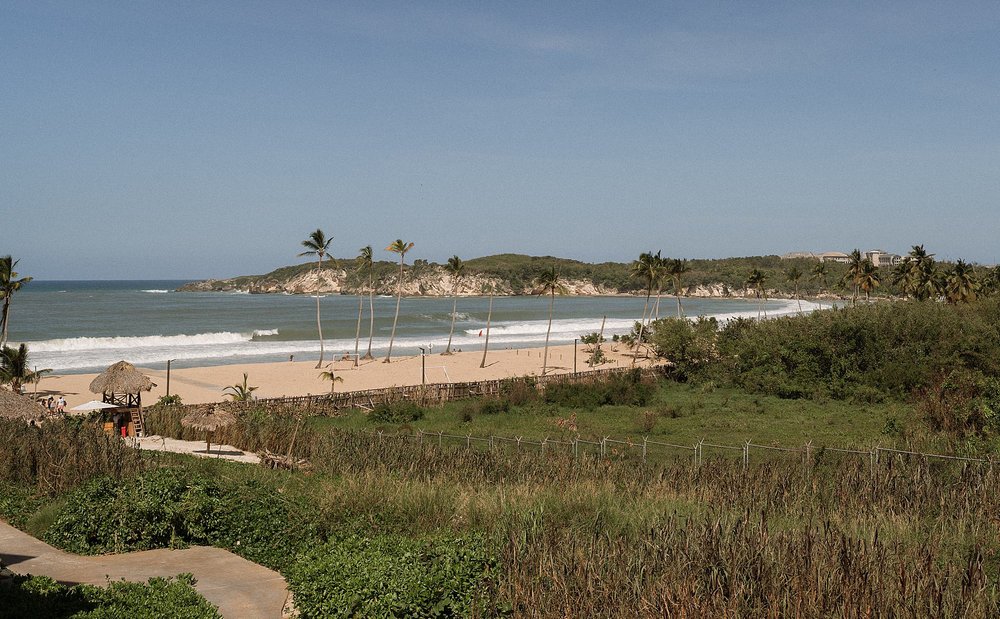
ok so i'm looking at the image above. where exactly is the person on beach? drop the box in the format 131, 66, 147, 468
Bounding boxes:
57, 396, 66, 413
47, 396, 55, 412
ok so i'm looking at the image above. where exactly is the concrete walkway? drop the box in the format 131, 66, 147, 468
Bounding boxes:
0, 521, 290, 618
134, 435, 262, 464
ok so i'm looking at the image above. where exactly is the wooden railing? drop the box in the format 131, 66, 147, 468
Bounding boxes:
168, 365, 669, 416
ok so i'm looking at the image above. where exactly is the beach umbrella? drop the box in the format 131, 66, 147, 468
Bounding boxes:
0, 388, 47, 423
180, 405, 238, 453
70, 400, 119, 413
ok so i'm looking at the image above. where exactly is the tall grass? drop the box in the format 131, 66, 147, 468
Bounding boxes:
0, 419, 143, 495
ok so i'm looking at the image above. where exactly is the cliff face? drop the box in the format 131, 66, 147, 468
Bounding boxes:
179, 267, 623, 296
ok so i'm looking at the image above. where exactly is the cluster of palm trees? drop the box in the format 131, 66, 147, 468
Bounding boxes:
300, 230, 597, 376
627, 252, 691, 362
750, 245, 997, 313
891, 245, 985, 304
629, 252, 690, 323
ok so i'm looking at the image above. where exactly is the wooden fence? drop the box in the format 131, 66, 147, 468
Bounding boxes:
166, 365, 670, 417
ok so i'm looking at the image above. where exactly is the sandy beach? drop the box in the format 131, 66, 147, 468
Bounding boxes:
31, 342, 657, 408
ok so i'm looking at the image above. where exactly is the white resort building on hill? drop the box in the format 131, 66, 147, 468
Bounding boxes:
781, 250, 902, 266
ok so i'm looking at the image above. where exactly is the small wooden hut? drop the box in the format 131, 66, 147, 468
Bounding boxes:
89, 361, 156, 408
0, 388, 47, 423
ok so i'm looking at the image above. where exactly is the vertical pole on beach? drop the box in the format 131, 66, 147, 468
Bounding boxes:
573, 339, 578, 374
166, 359, 173, 400
418, 347, 426, 406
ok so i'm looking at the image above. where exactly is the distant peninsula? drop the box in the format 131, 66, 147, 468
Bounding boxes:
178, 254, 850, 299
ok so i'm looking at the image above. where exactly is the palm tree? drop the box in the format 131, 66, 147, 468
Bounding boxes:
533, 267, 568, 375
858, 259, 880, 301
0, 344, 50, 393
223, 373, 257, 401
785, 266, 804, 314
747, 269, 768, 319
0, 256, 33, 349
442, 256, 465, 355
357, 246, 376, 360
318, 367, 345, 393
630, 252, 657, 327
842, 249, 864, 306
650, 252, 667, 320
298, 230, 333, 368
479, 283, 495, 369
630, 252, 659, 361
351, 248, 371, 365
810, 262, 829, 308
667, 258, 690, 318
896, 245, 941, 301
384, 239, 414, 363
944, 260, 979, 304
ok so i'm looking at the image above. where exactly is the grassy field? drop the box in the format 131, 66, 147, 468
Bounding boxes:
310, 380, 906, 450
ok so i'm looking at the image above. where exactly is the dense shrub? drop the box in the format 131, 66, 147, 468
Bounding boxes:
500, 378, 540, 406
665, 300, 1000, 402
649, 317, 719, 379
42, 469, 320, 571
543, 370, 653, 408
0, 482, 46, 528
370, 401, 426, 424
0, 573, 220, 618
286, 534, 500, 617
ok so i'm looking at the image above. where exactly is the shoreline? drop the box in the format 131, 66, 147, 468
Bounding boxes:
31, 342, 660, 408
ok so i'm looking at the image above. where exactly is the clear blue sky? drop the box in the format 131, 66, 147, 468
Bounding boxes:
3, 1, 998, 279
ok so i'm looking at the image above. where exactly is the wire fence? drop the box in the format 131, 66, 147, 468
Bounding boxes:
364, 428, 996, 471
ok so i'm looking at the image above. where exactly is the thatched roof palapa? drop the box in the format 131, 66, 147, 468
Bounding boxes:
0, 389, 47, 422
89, 361, 156, 395
181, 406, 238, 432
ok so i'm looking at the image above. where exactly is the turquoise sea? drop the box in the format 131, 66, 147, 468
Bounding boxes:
11, 281, 807, 373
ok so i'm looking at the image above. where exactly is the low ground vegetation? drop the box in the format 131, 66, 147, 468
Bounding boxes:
0, 573, 220, 618
5, 300, 1000, 616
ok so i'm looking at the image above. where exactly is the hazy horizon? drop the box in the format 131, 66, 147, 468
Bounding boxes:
4, 1, 999, 279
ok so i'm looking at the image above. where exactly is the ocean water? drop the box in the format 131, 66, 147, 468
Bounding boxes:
10, 281, 811, 374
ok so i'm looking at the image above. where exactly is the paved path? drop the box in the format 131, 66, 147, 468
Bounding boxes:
0, 521, 289, 618
134, 435, 262, 464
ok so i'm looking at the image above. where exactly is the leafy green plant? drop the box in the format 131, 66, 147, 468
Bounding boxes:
286, 534, 500, 618
370, 401, 425, 424
0, 573, 220, 618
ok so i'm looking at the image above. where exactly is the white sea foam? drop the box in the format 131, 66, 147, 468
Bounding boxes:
142, 289, 170, 294
27, 299, 826, 372
25, 330, 279, 353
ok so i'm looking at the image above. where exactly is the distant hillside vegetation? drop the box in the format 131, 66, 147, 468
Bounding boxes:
176, 253, 870, 298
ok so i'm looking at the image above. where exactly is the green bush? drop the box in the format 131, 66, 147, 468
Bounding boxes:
672, 300, 1000, 403
544, 370, 653, 408
370, 401, 426, 424
286, 534, 500, 618
500, 378, 539, 405
42, 469, 320, 571
0, 573, 220, 618
649, 317, 718, 379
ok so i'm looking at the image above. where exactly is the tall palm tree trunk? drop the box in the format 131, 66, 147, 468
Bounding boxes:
480, 287, 494, 368
364, 272, 374, 359
796, 284, 803, 314
653, 286, 662, 320
0, 299, 11, 348
385, 257, 404, 362
675, 277, 684, 318
353, 292, 363, 366
632, 289, 652, 367
444, 296, 458, 354
542, 290, 555, 375
314, 258, 325, 369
